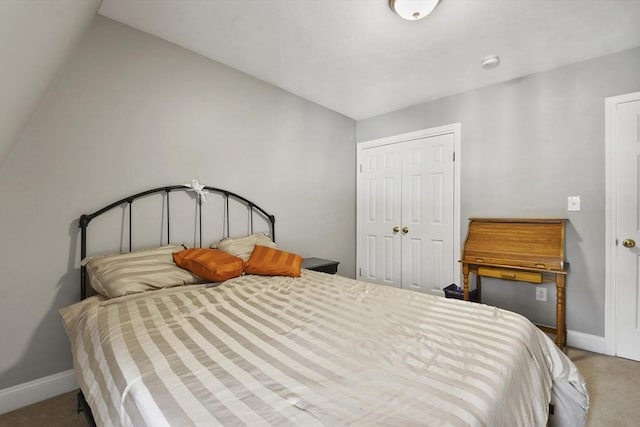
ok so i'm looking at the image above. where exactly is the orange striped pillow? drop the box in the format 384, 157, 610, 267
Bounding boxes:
244, 245, 303, 277
173, 248, 244, 282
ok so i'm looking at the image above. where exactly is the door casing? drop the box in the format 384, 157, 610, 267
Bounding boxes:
356, 123, 462, 290
605, 91, 640, 356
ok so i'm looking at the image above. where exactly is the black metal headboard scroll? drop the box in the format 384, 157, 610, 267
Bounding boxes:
78, 185, 276, 299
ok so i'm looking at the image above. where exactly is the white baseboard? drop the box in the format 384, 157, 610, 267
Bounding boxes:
0, 369, 78, 415
566, 330, 605, 354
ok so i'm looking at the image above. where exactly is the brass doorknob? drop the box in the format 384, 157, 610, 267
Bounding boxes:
623, 239, 636, 248
393, 226, 400, 233
402, 226, 409, 234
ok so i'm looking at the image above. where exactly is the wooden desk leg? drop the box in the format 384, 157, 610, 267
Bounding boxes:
462, 264, 470, 301
556, 274, 566, 347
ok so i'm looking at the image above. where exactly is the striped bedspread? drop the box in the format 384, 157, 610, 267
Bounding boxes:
60, 270, 588, 426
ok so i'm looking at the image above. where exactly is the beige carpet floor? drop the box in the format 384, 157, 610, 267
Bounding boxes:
0, 387, 85, 427
0, 347, 638, 426
567, 347, 640, 426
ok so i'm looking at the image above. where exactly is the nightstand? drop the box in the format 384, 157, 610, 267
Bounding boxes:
302, 257, 339, 274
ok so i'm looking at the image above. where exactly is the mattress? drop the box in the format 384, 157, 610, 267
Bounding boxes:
60, 270, 588, 426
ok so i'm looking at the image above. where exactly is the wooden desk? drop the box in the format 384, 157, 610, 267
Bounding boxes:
460, 218, 568, 347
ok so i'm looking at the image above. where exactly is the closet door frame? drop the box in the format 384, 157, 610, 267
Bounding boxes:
356, 123, 462, 291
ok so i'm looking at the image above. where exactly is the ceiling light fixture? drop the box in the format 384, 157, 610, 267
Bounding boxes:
481, 55, 501, 69
389, 0, 440, 21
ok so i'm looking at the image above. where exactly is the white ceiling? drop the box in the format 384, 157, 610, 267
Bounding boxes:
99, 0, 640, 120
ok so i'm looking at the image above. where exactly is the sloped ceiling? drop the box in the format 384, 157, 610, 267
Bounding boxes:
3, 0, 640, 171
0, 0, 101, 170
99, 0, 640, 120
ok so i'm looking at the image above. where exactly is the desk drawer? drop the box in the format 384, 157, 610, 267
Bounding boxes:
478, 267, 542, 283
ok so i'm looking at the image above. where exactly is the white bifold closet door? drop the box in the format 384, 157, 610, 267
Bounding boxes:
358, 132, 455, 293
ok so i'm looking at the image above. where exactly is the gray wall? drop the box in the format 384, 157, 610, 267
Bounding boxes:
0, 0, 100, 170
0, 16, 356, 390
357, 47, 640, 337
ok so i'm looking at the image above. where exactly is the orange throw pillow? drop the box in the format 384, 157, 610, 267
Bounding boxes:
173, 248, 244, 282
244, 245, 303, 277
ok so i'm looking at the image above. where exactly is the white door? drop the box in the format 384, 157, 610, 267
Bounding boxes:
401, 135, 455, 292
358, 142, 402, 287
609, 93, 640, 361
357, 127, 457, 293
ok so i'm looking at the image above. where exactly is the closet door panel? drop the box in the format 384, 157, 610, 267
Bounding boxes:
359, 144, 402, 287
401, 134, 455, 292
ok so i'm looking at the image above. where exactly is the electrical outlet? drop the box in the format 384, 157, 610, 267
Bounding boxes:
536, 287, 547, 302
568, 196, 581, 211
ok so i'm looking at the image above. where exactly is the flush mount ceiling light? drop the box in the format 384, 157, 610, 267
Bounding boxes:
389, 0, 440, 21
481, 55, 501, 69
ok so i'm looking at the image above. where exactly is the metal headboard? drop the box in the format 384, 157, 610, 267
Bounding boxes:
78, 184, 276, 299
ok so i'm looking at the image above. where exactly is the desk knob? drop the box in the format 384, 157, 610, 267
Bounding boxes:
623, 238, 636, 248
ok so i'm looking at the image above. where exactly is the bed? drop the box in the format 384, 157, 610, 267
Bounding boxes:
61, 183, 588, 426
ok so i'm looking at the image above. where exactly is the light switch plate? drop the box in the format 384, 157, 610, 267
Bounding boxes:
568, 196, 581, 211
536, 287, 547, 302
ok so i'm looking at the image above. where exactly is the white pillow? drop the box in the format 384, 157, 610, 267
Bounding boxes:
83, 245, 202, 298
215, 233, 277, 261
